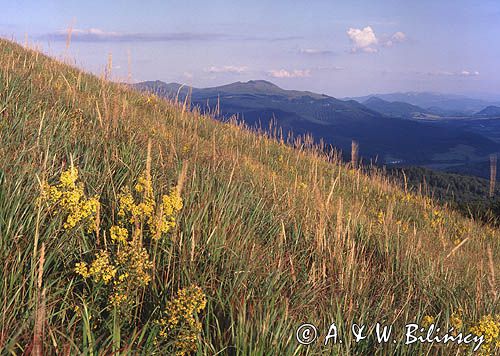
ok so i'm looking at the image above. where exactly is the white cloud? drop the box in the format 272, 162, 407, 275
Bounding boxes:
432, 71, 454, 76
426, 69, 480, 77
316, 65, 345, 71
392, 31, 407, 42
347, 27, 407, 52
299, 48, 333, 55
72, 28, 118, 36
347, 26, 378, 53
205, 65, 249, 74
460, 70, 480, 77
267, 69, 311, 78
384, 31, 407, 47
427, 69, 479, 77
183, 72, 194, 79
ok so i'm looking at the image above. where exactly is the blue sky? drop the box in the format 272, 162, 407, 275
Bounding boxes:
1, 0, 499, 97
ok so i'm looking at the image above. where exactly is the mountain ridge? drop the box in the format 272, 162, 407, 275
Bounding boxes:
475, 105, 500, 117
362, 96, 430, 119
348, 91, 500, 116
134, 79, 500, 166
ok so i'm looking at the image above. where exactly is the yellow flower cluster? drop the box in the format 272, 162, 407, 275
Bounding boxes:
146, 93, 158, 104
76, 240, 153, 308
73, 171, 182, 306
73, 170, 183, 311
109, 291, 128, 307
155, 189, 183, 235
402, 193, 413, 203
64, 165, 208, 351
40, 167, 100, 231
485, 226, 497, 240
377, 211, 385, 225
74, 262, 90, 278
116, 240, 153, 286
422, 315, 435, 328
395, 219, 410, 233
430, 209, 444, 229
75, 251, 117, 284
451, 223, 471, 245
158, 286, 207, 355
118, 170, 183, 240
110, 225, 128, 244
450, 311, 463, 331
118, 186, 155, 224
470, 314, 500, 355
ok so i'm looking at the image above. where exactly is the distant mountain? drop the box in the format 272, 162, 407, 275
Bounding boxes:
135, 80, 379, 122
134, 80, 500, 165
475, 106, 500, 118
133, 80, 184, 98
362, 96, 429, 119
349, 92, 500, 116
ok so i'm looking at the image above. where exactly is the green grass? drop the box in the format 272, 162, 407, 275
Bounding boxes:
0, 38, 498, 355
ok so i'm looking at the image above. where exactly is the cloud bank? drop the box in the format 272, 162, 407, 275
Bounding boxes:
39, 28, 227, 42
426, 69, 480, 77
267, 69, 311, 78
205, 65, 249, 74
299, 48, 333, 55
39, 28, 300, 43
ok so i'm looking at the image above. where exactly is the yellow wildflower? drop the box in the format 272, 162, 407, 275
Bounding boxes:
40, 167, 100, 232
109, 292, 128, 307
74, 262, 90, 278
163, 188, 183, 215
87, 251, 117, 284
116, 240, 153, 287
377, 211, 385, 225
110, 225, 128, 244
59, 167, 78, 187
470, 314, 500, 355
450, 311, 463, 331
118, 172, 182, 239
422, 315, 435, 328
158, 285, 207, 355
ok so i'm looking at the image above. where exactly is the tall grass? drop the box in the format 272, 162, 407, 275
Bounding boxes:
0, 38, 498, 355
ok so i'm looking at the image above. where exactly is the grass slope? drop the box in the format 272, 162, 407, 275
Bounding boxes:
0, 39, 499, 355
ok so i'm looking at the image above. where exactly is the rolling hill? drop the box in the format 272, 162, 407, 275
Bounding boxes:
135, 80, 500, 166
1, 39, 499, 355
475, 105, 500, 118
362, 96, 429, 118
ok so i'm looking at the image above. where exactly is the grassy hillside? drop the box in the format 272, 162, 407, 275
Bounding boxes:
0, 39, 499, 355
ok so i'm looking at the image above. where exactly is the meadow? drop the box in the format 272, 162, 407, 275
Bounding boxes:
0, 38, 498, 355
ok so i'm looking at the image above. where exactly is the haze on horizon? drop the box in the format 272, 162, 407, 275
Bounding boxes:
1, 0, 499, 99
